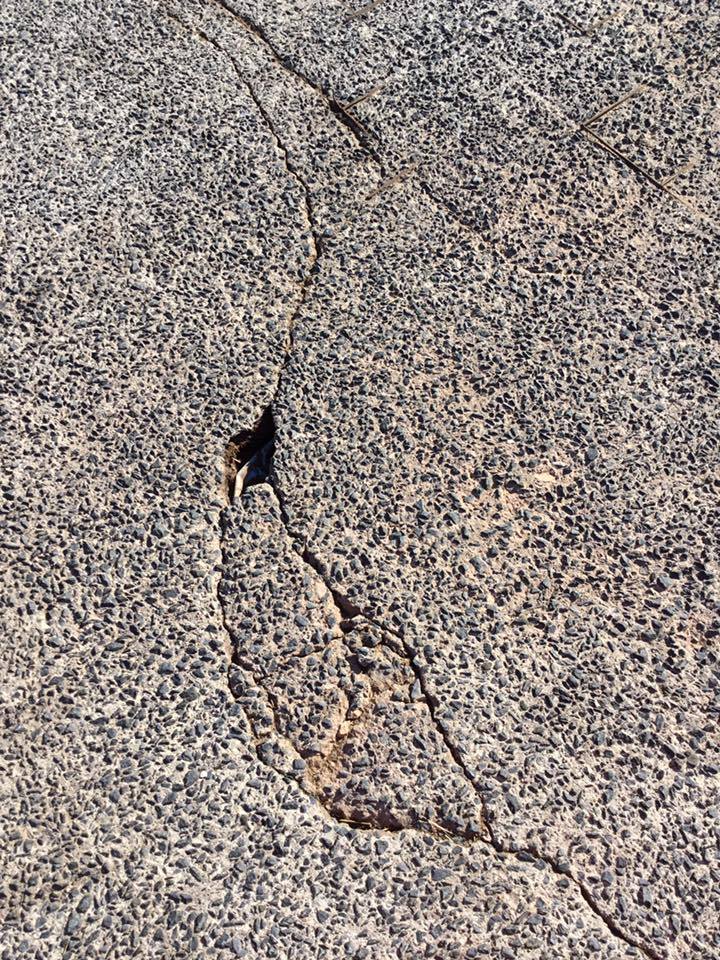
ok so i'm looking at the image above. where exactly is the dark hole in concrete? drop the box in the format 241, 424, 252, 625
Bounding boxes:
224, 406, 275, 502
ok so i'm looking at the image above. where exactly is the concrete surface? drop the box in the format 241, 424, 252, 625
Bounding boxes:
1, 1, 718, 958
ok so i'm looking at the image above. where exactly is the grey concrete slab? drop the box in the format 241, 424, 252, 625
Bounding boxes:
266, 171, 720, 958
2, 0, 719, 958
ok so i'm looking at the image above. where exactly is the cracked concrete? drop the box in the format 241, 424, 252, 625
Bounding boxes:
222, 469, 666, 958
2, 0, 719, 958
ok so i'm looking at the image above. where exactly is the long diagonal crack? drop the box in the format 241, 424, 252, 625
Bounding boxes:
170, 9, 665, 958
208, 0, 506, 236
208, 0, 388, 173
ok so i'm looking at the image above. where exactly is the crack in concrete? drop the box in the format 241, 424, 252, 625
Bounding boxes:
170, 8, 667, 957
209, 0, 718, 241
207, 0, 497, 239
581, 123, 687, 205
209, 0, 388, 172
217, 397, 667, 954
202, 0, 574, 249
247, 454, 666, 960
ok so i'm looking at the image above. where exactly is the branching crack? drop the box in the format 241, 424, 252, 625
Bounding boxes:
171, 7, 666, 957
208, 0, 495, 236
205, 0, 705, 244
209, 0, 388, 173
221, 419, 666, 958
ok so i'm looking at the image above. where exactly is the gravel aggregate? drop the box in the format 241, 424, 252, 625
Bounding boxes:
2, 0, 718, 958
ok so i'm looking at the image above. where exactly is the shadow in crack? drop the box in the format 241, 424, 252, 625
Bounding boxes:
224, 406, 275, 502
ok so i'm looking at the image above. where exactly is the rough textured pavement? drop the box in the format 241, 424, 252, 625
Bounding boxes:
1, 1, 718, 958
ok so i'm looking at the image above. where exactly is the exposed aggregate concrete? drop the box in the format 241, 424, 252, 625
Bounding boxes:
2, 0, 719, 958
